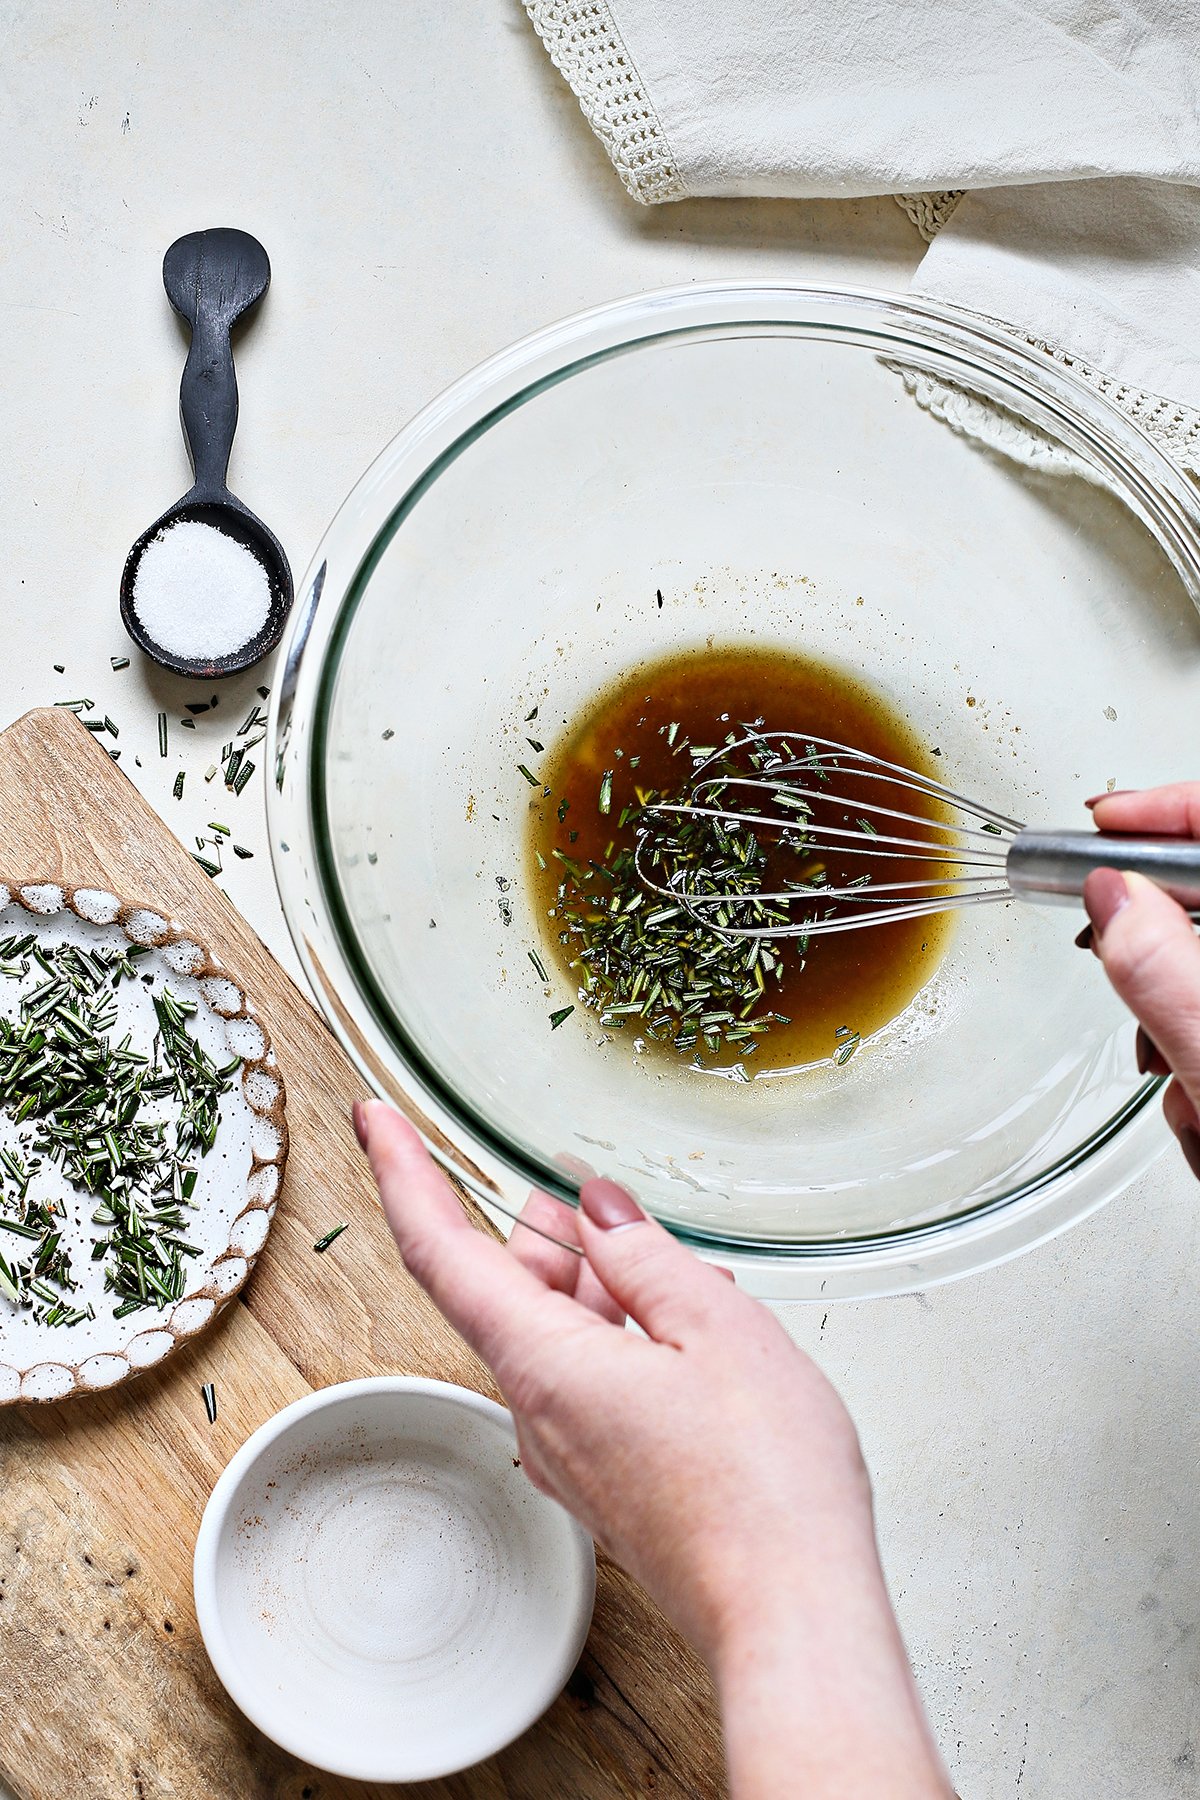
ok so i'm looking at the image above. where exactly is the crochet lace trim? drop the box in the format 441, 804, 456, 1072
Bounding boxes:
524, 1, 686, 204
895, 195, 1200, 480
893, 190, 965, 241
517, 18, 1200, 483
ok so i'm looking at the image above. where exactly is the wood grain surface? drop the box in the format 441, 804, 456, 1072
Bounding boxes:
0, 708, 725, 1800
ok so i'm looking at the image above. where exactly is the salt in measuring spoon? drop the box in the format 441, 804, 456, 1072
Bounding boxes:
120, 228, 293, 679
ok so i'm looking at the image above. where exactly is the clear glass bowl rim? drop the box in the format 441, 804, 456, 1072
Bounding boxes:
268, 281, 1189, 1297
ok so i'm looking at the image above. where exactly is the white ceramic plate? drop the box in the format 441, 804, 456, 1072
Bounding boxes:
193, 1377, 596, 1782
0, 880, 286, 1403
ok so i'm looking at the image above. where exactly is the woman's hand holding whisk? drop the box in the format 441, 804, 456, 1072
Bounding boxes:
1084, 784, 1200, 1181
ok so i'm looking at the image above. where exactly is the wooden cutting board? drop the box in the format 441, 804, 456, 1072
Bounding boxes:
0, 707, 724, 1800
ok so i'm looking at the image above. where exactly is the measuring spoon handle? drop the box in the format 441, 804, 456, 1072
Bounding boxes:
162, 229, 271, 500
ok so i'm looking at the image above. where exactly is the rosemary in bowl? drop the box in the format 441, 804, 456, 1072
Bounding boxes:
524, 645, 953, 1074
541, 736, 809, 1065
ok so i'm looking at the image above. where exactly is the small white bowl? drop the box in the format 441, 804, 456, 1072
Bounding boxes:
193, 1377, 595, 1782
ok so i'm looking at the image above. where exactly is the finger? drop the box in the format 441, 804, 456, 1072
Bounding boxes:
575, 1177, 743, 1345
510, 1190, 585, 1294
1163, 1080, 1200, 1182
1136, 1026, 1171, 1078
573, 1256, 627, 1325
1163, 1077, 1199, 1139
1088, 783, 1200, 837
1085, 870, 1200, 1110
359, 1102, 573, 1371
508, 1190, 626, 1323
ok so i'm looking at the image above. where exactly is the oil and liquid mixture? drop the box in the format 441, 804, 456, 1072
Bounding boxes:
525, 644, 951, 1075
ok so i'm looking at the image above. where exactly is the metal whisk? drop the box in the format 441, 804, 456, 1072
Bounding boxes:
635, 731, 1200, 937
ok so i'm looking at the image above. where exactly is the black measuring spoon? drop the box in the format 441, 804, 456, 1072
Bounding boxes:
120, 228, 293, 679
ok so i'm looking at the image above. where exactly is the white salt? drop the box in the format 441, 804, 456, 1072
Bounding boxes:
132, 519, 272, 660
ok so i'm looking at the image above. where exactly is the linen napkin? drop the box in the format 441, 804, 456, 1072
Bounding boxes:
526, 0, 1200, 475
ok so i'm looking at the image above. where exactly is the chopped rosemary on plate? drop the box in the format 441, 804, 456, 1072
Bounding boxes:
0, 932, 241, 1326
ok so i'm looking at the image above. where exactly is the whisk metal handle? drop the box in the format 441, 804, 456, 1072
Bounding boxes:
1007, 831, 1200, 912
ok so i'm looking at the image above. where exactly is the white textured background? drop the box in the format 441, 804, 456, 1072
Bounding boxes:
1, 4, 1197, 1796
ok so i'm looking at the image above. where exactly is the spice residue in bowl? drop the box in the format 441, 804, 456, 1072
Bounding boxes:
524, 644, 952, 1076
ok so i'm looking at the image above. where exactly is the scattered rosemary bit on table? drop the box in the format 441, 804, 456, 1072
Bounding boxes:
157, 712, 168, 758
549, 1006, 575, 1030
110, 657, 129, 672
201, 1380, 218, 1423
172, 772, 185, 800
313, 1223, 348, 1253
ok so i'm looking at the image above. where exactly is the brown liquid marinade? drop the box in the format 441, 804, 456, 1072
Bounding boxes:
525, 645, 951, 1075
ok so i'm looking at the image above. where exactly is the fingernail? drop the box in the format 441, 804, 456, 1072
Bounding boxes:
1136, 1028, 1170, 1078
1074, 924, 1094, 950
581, 1178, 645, 1231
352, 1099, 369, 1151
1084, 790, 1133, 809
1083, 868, 1129, 937
1179, 1127, 1200, 1183
714, 1265, 737, 1284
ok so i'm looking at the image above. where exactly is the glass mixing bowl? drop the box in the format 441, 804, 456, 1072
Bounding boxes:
268, 284, 1200, 1299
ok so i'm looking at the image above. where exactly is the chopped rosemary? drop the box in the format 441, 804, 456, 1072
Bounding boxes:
528, 948, 549, 982
157, 712, 168, 758
540, 737, 825, 1062
517, 764, 539, 787
549, 1006, 574, 1029
172, 772, 185, 800
232, 845, 253, 860
525, 705, 539, 721
110, 657, 130, 671
202, 1380, 217, 1422
0, 936, 240, 1326
313, 1223, 348, 1253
